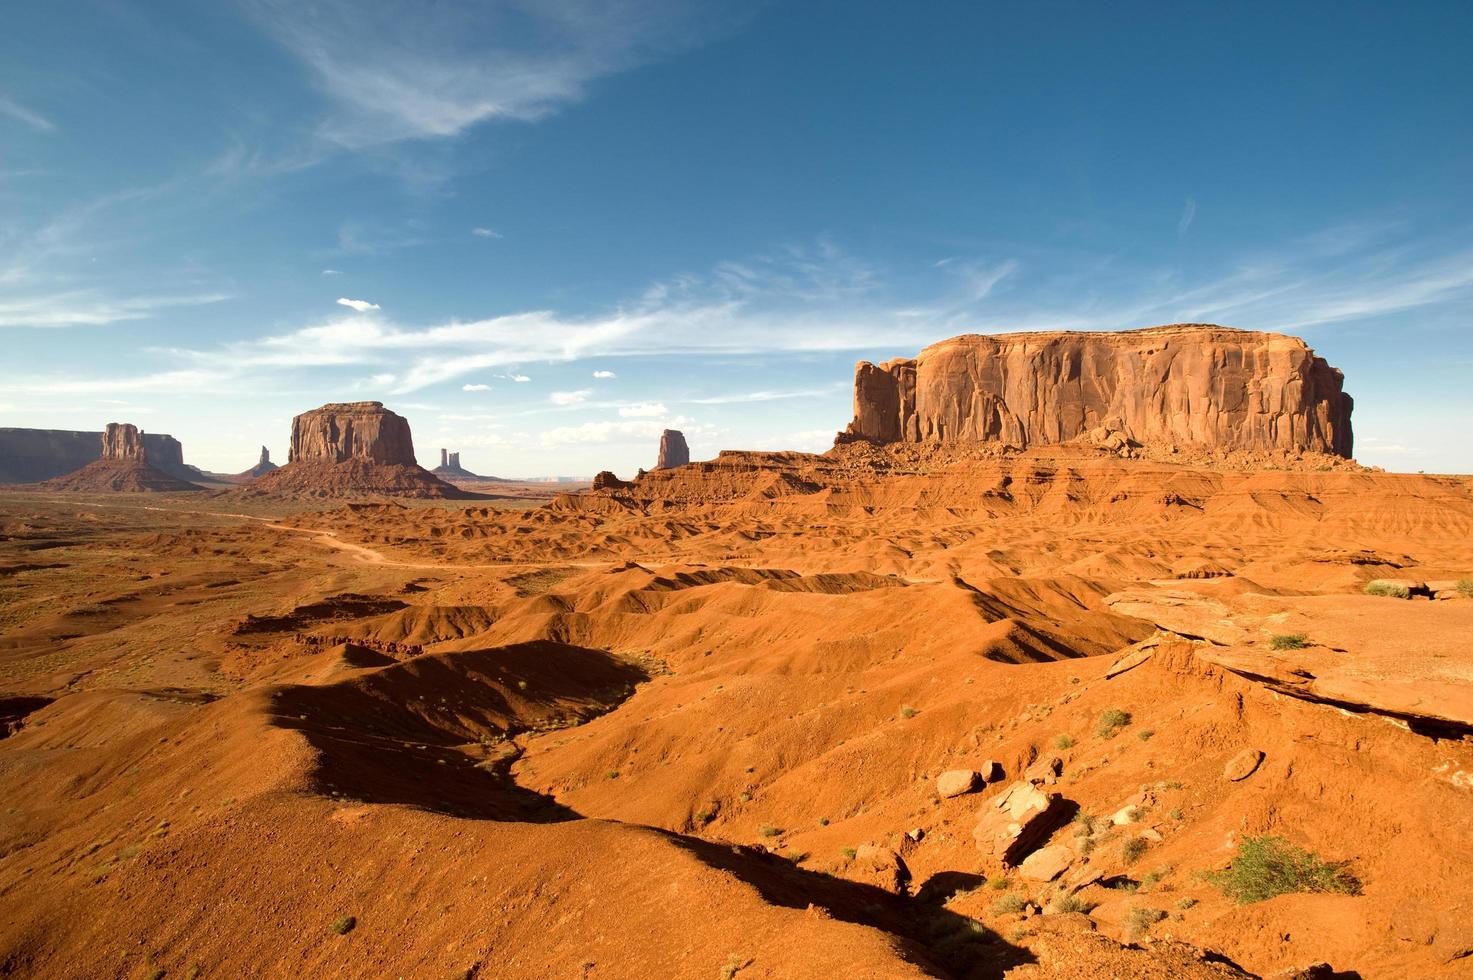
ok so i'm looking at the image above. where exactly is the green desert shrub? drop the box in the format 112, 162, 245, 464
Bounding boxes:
1207, 835, 1360, 904
1096, 708, 1132, 738
1269, 633, 1308, 650
330, 915, 357, 935
1364, 579, 1410, 599
991, 893, 1029, 916
1457, 578, 1473, 598
1121, 837, 1149, 864
1122, 906, 1167, 938
1054, 733, 1076, 750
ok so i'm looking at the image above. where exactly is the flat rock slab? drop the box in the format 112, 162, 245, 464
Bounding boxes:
1223, 748, 1265, 781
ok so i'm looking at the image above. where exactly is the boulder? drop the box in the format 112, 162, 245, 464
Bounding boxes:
656, 429, 690, 469
841, 324, 1352, 456
1223, 749, 1265, 782
1018, 844, 1075, 882
936, 769, 982, 798
974, 780, 1066, 865
851, 845, 911, 895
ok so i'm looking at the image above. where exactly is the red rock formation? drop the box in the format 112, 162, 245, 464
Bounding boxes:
842, 325, 1353, 457
241, 446, 279, 479
41, 423, 203, 492
288, 401, 416, 465
246, 402, 474, 499
656, 429, 690, 469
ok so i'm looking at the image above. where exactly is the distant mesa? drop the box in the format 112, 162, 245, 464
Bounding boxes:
0, 426, 207, 485
655, 429, 690, 469
40, 423, 205, 493
432, 449, 485, 480
839, 324, 1353, 458
241, 446, 279, 479
241, 401, 476, 499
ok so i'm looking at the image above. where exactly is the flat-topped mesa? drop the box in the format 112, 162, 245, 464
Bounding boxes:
101, 422, 147, 461
842, 325, 1354, 457
288, 401, 416, 465
656, 429, 690, 469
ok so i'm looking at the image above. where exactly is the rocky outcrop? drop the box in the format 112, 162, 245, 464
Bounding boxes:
244, 402, 474, 499
100, 422, 146, 461
656, 429, 690, 469
288, 401, 416, 465
432, 450, 484, 480
0, 428, 195, 484
40, 423, 204, 492
841, 325, 1353, 457
242, 447, 279, 479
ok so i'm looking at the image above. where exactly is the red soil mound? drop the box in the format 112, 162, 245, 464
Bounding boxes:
40, 457, 204, 492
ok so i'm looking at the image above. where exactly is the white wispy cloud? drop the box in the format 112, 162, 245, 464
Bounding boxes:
540, 416, 697, 446
241, 0, 737, 149
0, 292, 230, 328
336, 297, 380, 312
618, 401, 667, 418
550, 389, 593, 406
684, 386, 843, 405
0, 95, 56, 133
1178, 197, 1197, 237
471, 227, 501, 238
506, 373, 531, 383
321, 268, 343, 276
462, 382, 490, 391
592, 369, 617, 378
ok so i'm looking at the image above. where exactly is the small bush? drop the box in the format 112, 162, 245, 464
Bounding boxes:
1123, 906, 1167, 938
1051, 894, 1094, 914
817, 817, 829, 826
840, 847, 857, 859
330, 915, 357, 935
1458, 578, 1473, 598
1177, 897, 1198, 910
1054, 733, 1076, 750
1364, 579, 1410, 599
988, 875, 1011, 890
1270, 633, 1308, 650
1121, 837, 1149, 864
758, 824, 781, 838
606, 770, 620, 780
739, 791, 753, 802
899, 705, 918, 719
1207, 835, 1360, 904
1137, 729, 1155, 741
991, 893, 1029, 916
1096, 708, 1132, 738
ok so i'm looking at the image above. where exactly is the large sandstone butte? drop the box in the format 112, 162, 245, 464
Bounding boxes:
656, 428, 690, 469
288, 401, 416, 465
0, 426, 197, 484
246, 402, 473, 499
842, 324, 1353, 457
41, 423, 203, 492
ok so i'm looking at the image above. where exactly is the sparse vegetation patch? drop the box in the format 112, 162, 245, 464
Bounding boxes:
1207, 835, 1360, 904
1270, 633, 1308, 650
1364, 579, 1410, 598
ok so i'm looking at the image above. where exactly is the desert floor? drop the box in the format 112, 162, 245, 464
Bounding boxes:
3, 448, 1472, 979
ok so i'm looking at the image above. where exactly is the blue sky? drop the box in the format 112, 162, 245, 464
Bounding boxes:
3, 0, 1471, 476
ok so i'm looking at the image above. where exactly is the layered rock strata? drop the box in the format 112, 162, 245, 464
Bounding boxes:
842, 325, 1353, 457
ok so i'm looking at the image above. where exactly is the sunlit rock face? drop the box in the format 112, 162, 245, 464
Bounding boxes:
843, 324, 1353, 457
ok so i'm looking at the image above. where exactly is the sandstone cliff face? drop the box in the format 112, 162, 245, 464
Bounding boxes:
0, 428, 191, 484
656, 429, 690, 469
288, 402, 416, 466
843, 325, 1353, 457
101, 423, 147, 461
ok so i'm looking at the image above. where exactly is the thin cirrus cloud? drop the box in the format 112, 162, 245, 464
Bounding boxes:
0, 94, 56, 133
617, 402, 667, 418
471, 227, 502, 238
336, 297, 380, 312
462, 383, 490, 391
18, 226, 1473, 401
239, 0, 742, 148
0, 291, 230, 328
549, 389, 592, 406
